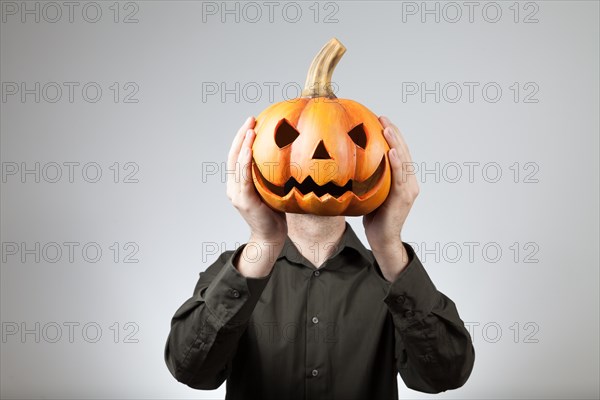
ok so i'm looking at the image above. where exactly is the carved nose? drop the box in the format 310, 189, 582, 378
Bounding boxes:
312, 140, 331, 160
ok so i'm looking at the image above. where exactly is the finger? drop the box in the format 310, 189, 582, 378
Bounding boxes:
388, 147, 419, 192
383, 127, 409, 163
380, 116, 401, 149
227, 117, 255, 198
380, 116, 409, 149
386, 130, 413, 169
380, 115, 402, 137
237, 129, 257, 195
379, 115, 398, 135
379, 115, 392, 128
382, 125, 415, 190
388, 148, 405, 187
381, 117, 419, 196
227, 116, 255, 171
228, 116, 254, 170
381, 116, 412, 163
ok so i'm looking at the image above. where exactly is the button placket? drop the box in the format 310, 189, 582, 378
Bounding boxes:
306, 266, 325, 396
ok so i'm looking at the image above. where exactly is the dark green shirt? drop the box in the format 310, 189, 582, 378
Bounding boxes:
164, 223, 475, 399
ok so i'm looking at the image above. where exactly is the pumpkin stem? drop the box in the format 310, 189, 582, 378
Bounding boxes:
301, 38, 346, 98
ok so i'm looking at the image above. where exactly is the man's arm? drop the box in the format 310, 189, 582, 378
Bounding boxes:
363, 116, 475, 391
164, 117, 286, 389
375, 242, 475, 393
164, 246, 272, 389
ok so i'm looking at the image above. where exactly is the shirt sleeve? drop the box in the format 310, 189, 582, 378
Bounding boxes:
377, 242, 476, 393
164, 244, 272, 389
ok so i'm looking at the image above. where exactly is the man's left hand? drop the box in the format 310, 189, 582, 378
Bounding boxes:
363, 116, 420, 281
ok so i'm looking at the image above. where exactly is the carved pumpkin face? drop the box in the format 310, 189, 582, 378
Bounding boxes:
251, 39, 391, 216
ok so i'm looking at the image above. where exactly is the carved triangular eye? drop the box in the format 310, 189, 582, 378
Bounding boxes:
348, 123, 367, 149
275, 119, 300, 148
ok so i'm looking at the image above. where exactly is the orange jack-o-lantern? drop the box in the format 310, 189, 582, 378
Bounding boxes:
252, 38, 391, 216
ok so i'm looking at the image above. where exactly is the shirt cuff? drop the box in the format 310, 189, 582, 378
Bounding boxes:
380, 242, 440, 330
202, 244, 272, 327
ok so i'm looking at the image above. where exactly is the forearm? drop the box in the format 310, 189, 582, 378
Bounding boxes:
165, 298, 230, 388
393, 293, 475, 392
371, 238, 411, 282
235, 234, 285, 278
165, 249, 272, 388
377, 242, 475, 392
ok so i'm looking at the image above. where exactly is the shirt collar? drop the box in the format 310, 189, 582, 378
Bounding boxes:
277, 222, 373, 267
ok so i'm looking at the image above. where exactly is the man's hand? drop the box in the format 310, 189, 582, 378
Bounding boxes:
226, 117, 288, 277
363, 116, 420, 282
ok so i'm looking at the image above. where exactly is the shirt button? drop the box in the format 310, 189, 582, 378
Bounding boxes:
405, 310, 415, 318
311, 369, 319, 377
313, 270, 320, 277
231, 289, 240, 298
312, 316, 319, 324
396, 295, 406, 304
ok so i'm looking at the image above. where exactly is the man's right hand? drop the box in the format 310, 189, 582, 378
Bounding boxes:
226, 116, 288, 277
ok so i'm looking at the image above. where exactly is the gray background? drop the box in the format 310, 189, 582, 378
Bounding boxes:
1, 0, 598, 399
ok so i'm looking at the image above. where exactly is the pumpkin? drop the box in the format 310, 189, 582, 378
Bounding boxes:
251, 38, 391, 216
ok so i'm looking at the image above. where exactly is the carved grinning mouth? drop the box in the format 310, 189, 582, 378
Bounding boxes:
253, 156, 386, 199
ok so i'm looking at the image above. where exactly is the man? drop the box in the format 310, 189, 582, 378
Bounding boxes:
164, 116, 475, 399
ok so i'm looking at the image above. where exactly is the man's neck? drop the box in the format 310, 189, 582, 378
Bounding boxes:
286, 213, 346, 268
